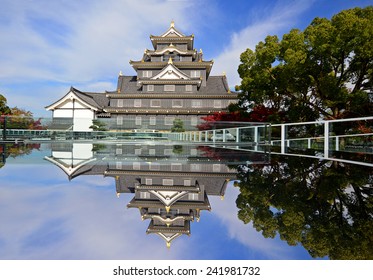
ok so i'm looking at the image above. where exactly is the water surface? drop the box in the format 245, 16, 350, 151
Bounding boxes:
0, 142, 371, 259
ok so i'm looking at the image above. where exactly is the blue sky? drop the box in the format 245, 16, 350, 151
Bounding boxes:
0, 0, 372, 117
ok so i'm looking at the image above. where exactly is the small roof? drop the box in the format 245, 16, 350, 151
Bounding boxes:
129, 60, 214, 76
160, 20, 185, 37
146, 44, 196, 56
150, 22, 194, 49
45, 87, 109, 111
149, 59, 190, 80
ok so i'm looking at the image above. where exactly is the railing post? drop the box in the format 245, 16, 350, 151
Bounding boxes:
223, 129, 226, 142
336, 136, 339, 151
205, 131, 208, 142
324, 121, 329, 158
254, 126, 258, 144
236, 128, 240, 143
2, 116, 7, 140
281, 124, 286, 154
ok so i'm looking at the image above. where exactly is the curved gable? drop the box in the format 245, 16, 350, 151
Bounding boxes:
45, 88, 100, 111
151, 62, 190, 80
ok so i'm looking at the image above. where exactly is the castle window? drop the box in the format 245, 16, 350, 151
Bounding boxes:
149, 116, 156, 125
117, 116, 123, 125
192, 100, 202, 108
188, 193, 199, 200
214, 100, 222, 108
143, 71, 152, 78
150, 162, 160, 170
185, 85, 192, 92
172, 100, 183, 108
140, 192, 150, 199
147, 85, 154, 92
213, 164, 221, 172
150, 100, 161, 107
164, 149, 172, 155
164, 117, 174, 125
190, 164, 200, 171
191, 116, 198, 126
171, 163, 182, 171
135, 148, 141, 155
162, 179, 174, 186
117, 99, 123, 107
145, 178, 152, 185
184, 179, 191, 186
135, 116, 142, 125
190, 70, 200, 78
133, 162, 140, 170
134, 99, 141, 107
164, 85, 175, 91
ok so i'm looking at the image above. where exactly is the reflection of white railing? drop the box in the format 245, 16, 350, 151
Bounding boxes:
177, 122, 271, 147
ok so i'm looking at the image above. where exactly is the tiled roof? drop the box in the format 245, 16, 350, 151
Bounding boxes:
112, 75, 237, 96
71, 87, 109, 109
199, 76, 233, 94
45, 87, 110, 111
114, 76, 139, 94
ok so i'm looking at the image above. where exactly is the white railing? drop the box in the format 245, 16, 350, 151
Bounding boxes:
176, 116, 373, 157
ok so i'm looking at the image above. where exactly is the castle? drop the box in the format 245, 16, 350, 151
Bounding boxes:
46, 21, 237, 132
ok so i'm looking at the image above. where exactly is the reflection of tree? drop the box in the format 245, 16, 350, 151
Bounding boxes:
0, 143, 41, 168
235, 155, 373, 259
198, 146, 269, 164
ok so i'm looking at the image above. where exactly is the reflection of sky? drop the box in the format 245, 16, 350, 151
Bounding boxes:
0, 148, 312, 260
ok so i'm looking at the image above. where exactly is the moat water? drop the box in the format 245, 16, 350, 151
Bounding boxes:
0, 141, 372, 260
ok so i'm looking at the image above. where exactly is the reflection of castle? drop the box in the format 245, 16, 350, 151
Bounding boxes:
45, 142, 264, 247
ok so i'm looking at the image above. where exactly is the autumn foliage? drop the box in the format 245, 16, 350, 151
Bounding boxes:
197, 105, 281, 130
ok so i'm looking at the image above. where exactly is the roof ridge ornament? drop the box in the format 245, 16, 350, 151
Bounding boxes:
171, 20, 175, 28
168, 57, 173, 65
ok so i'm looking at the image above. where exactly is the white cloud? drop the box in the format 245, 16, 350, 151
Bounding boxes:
0, 0, 194, 84
0, 164, 187, 259
0, 0, 200, 115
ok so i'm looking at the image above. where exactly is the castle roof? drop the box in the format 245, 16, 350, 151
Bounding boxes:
45, 87, 109, 111
149, 21, 194, 49
109, 75, 233, 96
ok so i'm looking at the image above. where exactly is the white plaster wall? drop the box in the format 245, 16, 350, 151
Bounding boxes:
73, 109, 94, 131
53, 109, 73, 118
52, 151, 72, 159
72, 143, 93, 158
59, 99, 74, 109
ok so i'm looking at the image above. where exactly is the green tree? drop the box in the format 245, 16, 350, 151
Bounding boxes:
0, 94, 11, 115
1, 94, 42, 130
237, 7, 373, 122
89, 119, 107, 131
7, 107, 34, 129
235, 154, 373, 259
171, 118, 185, 132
